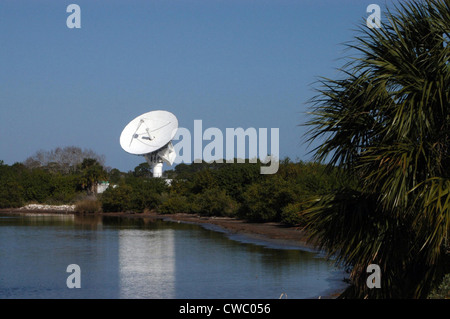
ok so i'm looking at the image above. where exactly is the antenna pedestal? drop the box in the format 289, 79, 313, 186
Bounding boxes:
144, 153, 164, 178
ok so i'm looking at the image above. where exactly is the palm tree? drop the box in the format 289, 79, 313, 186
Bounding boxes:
303, 0, 449, 298
79, 158, 107, 195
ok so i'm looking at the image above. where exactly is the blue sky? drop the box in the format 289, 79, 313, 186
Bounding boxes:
0, 0, 391, 172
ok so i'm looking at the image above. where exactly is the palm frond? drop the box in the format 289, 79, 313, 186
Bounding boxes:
302, 0, 449, 298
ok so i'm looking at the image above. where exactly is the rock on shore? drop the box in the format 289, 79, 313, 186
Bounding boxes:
19, 204, 75, 212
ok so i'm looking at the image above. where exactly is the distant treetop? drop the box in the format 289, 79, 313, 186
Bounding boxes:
23, 146, 106, 174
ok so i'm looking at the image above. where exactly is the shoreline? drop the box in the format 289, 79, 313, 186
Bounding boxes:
0, 208, 317, 251
156, 213, 319, 252
0, 208, 345, 298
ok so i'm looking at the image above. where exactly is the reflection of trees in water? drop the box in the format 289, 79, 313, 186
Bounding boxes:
74, 214, 103, 229
1, 213, 75, 227
100, 215, 330, 271
100, 215, 166, 229
0, 213, 345, 298
5, 213, 338, 276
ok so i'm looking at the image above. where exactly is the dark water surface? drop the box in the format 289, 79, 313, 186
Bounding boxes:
0, 213, 347, 299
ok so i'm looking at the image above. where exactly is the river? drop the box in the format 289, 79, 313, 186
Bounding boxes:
0, 213, 347, 299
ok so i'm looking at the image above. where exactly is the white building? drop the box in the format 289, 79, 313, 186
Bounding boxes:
97, 181, 111, 194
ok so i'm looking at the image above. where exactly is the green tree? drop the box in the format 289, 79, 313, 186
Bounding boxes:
49, 173, 80, 204
157, 193, 192, 214
190, 169, 218, 194
192, 188, 239, 217
133, 162, 152, 178
303, 0, 449, 298
79, 158, 107, 195
239, 175, 299, 222
0, 163, 25, 208
213, 162, 262, 202
20, 168, 54, 203
125, 175, 167, 212
100, 184, 133, 212
107, 168, 123, 184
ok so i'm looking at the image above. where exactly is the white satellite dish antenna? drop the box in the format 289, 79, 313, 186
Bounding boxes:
120, 110, 178, 178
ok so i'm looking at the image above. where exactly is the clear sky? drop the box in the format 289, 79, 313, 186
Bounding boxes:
0, 0, 392, 172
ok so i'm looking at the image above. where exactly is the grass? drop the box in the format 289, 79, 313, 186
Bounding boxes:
74, 198, 102, 213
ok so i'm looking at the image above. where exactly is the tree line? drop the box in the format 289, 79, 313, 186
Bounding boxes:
0, 156, 107, 208
0, 153, 347, 227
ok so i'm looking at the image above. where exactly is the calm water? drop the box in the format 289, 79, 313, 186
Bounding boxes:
0, 213, 347, 299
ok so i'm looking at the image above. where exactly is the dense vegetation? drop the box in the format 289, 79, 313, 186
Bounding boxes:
0, 156, 347, 226
302, 0, 449, 298
158, 159, 348, 224
0, 158, 107, 207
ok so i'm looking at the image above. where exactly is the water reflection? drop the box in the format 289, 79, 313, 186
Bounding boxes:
169, 222, 341, 298
119, 228, 176, 298
0, 213, 120, 298
0, 213, 347, 299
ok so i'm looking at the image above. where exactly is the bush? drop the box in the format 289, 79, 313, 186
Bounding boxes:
192, 188, 239, 217
239, 176, 299, 222
280, 202, 307, 226
0, 181, 24, 208
48, 174, 81, 204
75, 198, 102, 213
128, 189, 162, 212
122, 175, 168, 212
21, 168, 54, 203
157, 193, 191, 214
100, 184, 133, 212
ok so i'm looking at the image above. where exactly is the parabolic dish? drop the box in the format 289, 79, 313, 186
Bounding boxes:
120, 110, 178, 155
